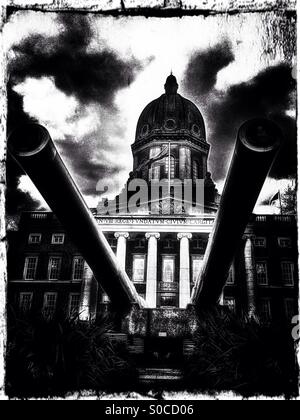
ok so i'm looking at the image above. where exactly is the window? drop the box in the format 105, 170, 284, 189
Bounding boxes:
48, 257, 61, 280
165, 156, 175, 179
192, 161, 199, 180
163, 239, 174, 249
224, 297, 236, 312
192, 239, 206, 251
192, 255, 203, 284
108, 238, 117, 250
160, 293, 177, 307
23, 256, 38, 280
281, 261, 294, 286
72, 257, 84, 281
28, 233, 41, 244
226, 267, 235, 285
149, 164, 160, 180
278, 237, 292, 248
132, 255, 146, 283
135, 239, 145, 249
162, 256, 175, 282
259, 298, 271, 322
254, 237, 266, 248
51, 233, 65, 244
19, 292, 33, 313
43, 293, 57, 317
256, 261, 268, 285
285, 298, 295, 320
102, 293, 110, 303
68, 293, 81, 317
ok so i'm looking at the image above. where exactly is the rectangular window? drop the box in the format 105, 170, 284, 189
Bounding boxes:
162, 256, 175, 283
23, 256, 38, 280
259, 298, 271, 322
192, 255, 203, 284
224, 297, 236, 312
165, 156, 175, 179
256, 261, 268, 285
281, 261, 294, 286
72, 257, 84, 281
51, 233, 65, 244
132, 255, 146, 283
68, 293, 81, 317
254, 237, 266, 248
43, 293, 57, 318
48, 257, 61, 280
19, 292, 33, 313
226, 267, 235, 285
285, 298, 295, 320
278, 237, 292, 248
28, 233, 42, 244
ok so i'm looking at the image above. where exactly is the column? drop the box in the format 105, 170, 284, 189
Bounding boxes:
244, 235, 257, 319
145, 232, 160, 308
177, 233, 192, 308
114, 232, 129, 269
79, 262, 98, 321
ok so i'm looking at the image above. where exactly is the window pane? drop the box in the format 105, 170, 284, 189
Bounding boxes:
68, 293, 81, 317
28, 234, 41, 244
162, 257, 175, 282
72, 257, 84, 280
285, 299, 295, 320
192, 256, 203, 284
256, 262, 268, 285
19, 292, 33, 312
52, 234, 65, 244
48, 257, 61, 280
224, 297, 236, 312
132, 255, 145, 283
281, 262, 294, 285
259, 299, 271, 322
24, 257, 38, 280
165, 156, 175, 179
43, 293, 57, 317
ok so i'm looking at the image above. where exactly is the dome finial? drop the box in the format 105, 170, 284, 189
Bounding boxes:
164, 73, 178, 94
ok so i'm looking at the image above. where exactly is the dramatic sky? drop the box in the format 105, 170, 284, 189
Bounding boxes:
5, 11, 296, 215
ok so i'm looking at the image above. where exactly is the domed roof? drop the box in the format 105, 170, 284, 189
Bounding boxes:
135, 75, 206, 143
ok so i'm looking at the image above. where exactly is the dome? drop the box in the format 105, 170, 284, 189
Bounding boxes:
135, 75, 206, 143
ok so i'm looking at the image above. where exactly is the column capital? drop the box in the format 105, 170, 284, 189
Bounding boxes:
114, 231, 129, 239
145, 232, 160, 240
177, 232, 192, 240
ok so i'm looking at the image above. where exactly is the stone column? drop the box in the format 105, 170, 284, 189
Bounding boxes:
244, 235, 257, 319
177, 233, 192, 308
179, 147, 192, 179
79, 262, 98, 321
114, 232, 129, 270
145, 232, 160, 308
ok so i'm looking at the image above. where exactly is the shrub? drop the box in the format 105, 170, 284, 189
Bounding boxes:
184, 306, 298, 397
6, 307, 138, 397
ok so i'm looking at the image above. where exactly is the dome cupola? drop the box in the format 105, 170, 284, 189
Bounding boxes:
135, 74, 206, 144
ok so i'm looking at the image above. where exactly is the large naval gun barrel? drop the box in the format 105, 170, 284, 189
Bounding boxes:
8, 123, 145, 313
191, 118, 282, 308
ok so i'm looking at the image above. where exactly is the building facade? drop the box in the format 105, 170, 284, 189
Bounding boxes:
7, 75, 298, 330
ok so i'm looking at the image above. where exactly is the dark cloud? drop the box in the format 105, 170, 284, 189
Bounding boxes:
9, 14, 142, 107
183, 46, 296, 181
6, 86, 44, 216
183, 40, 234, 96
7, 14, 145, 215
